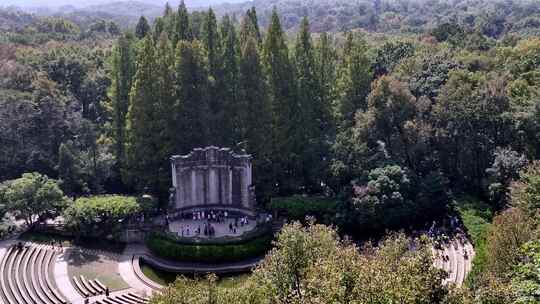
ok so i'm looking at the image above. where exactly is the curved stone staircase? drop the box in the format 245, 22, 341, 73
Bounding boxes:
0, 243, 67, 304
433, 238, 474, 286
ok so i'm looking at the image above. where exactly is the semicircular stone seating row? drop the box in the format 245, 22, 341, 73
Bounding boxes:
0, 243, 67, 304
433, 238, 474, 286
72, 274, 149, 304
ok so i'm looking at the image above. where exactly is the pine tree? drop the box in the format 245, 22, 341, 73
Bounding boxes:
125, 36, 160, 192
220, 15, 241, 146
294, 17, 329, 191
202, 8, 224, 145
174, 41, 210, 153
336, 32, 373, 127
110, 33, 135, 174
316, 32, 337, 130
239, 38, 273, 198
153, 17, 166, 42
263, 8, 298, 193
173, 0, 193, 45
163, 2, 173, 17
202, 8, 221, 78
135, 16, 151, 39
155, 33, 176, 196
239, 7, 262, 47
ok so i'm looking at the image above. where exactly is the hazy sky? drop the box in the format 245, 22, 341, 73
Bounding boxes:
1, 0, 249, 8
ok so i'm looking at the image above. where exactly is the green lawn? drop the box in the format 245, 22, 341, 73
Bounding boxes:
67, 249, 129, 291
454, 196, 493, 288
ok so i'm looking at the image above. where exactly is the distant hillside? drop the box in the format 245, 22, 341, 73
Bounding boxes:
0, 0, 250, 9
3, 0, 539, 37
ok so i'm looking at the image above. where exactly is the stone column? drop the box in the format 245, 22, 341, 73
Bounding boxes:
190, 169, 197, 208
228, 169, 233, 205
241, 168, 249, 208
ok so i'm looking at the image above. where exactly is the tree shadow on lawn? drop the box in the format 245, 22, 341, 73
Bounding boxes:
19, 231, 126, 253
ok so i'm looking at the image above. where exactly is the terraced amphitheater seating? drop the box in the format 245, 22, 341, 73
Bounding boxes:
0, 243, 68, 304
433, 237, 474, 286
94, 292, 149, 304
72, 275, 108, 297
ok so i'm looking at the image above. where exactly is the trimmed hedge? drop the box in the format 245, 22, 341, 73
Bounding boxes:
269, 195, 339, 223
145, 232, 273, 264
159, 224, 272, 246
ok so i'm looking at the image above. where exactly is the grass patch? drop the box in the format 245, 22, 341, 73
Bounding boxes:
67, 249, 129, 291
140, 260, 250, 288
454, 196, 493, 288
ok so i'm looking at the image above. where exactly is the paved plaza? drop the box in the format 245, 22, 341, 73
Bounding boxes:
168, 217, 257, 238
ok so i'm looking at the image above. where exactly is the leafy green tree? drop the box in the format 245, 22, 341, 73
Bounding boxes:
510, 161, 540, 216
373, 40, 415, 77
151, 222, 448, 304
57, 141, 85, 197
486, 147, 528, 208
434, 70, 514, 190
355, 75, 418, 170
350, 165, 414, 232
512, 241, 540, 303
485, 208, 535, 279
0, 172, 68, 226
135, 16, 151, 39
64, 195, 141, 238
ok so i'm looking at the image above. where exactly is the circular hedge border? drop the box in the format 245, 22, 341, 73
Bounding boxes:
145, 229, 273, 264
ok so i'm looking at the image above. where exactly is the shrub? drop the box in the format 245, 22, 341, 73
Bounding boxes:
145, 232, 273, 264
269, 195, 338, 223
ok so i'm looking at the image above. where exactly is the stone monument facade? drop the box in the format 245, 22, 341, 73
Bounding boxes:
170, 147, 256, 211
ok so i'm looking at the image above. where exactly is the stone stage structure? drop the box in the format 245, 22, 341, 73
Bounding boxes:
170, 147, 257, 215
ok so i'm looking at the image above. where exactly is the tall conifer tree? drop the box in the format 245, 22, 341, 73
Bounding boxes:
135, 16, 151, 39
239, 7, 262, 48
155, 33, 176, 196
202, 8, 225, 145
239, 38, 273, 198
175, 41, 210, 153
336, 32, 373, 126
263, 8, 298, 193
294, 17, 329, 190
125, 35, 161, 192
110, 33, 135, 175
220, 15, 241, 146
174, 0, 193, 45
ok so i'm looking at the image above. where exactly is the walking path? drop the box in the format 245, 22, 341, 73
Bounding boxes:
118, 244, 263, 294
118, 245, 156, 296
433, 237, 475, 286
54, 248, 84, 304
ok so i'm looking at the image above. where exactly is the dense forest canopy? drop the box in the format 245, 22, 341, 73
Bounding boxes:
0, 0, 540, 302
